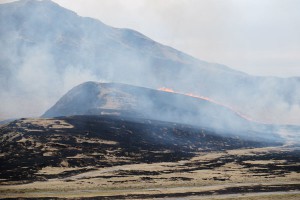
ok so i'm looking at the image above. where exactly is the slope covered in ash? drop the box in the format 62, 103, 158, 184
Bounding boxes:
0, 115, 281, 183
1, 0, 299, 124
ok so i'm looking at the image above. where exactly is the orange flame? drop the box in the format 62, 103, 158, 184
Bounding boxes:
159, 87, 175, 93
158, 87, 265, 124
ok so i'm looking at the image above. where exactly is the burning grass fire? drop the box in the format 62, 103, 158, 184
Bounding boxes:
158, 87, 264, 124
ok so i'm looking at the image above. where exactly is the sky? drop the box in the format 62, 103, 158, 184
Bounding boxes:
1, 0, 300, 77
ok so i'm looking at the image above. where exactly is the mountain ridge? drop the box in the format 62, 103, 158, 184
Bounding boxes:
42, 81, 283, 143
0, 0, 299, 125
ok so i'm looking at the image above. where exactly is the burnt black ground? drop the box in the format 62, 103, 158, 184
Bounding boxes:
0, 115, 281, 183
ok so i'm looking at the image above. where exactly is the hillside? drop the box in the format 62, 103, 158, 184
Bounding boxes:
0, 0, 299, 124
0, 115, 280, 183
42, 82, 282, 141
1, 115, 299, 199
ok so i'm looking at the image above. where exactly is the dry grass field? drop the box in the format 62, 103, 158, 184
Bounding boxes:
0, 116, 299, 199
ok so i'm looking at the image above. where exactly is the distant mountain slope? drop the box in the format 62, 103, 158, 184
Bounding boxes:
0, 0, 299, 124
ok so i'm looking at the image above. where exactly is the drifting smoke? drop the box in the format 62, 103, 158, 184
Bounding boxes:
42, 81, 286, 144
0, 0, 300, 129
158, 87, 263, 123
0, 44, 99, 119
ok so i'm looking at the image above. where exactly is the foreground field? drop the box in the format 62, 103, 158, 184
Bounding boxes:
192, 192, 300, 200
0, 116, 299, 199
1, 145, 299, 199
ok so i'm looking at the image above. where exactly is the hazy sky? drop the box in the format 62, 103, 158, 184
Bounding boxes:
2, 0, 300, 77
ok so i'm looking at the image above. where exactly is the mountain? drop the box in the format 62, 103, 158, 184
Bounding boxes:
0, 0, 300, 124
42, 81, 281, 142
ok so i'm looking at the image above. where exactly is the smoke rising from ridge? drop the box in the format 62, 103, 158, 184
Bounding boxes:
0, 0, 300, 129
42, 81, 286, 143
